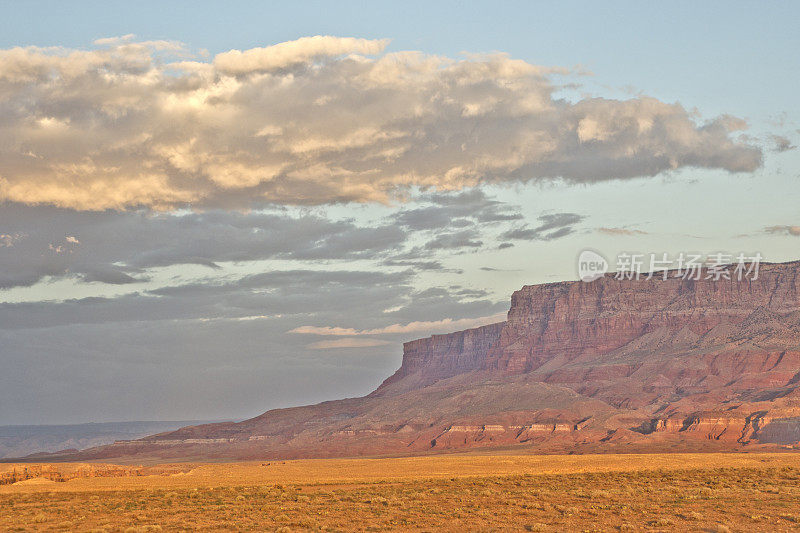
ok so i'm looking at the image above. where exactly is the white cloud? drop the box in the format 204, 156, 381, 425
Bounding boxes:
0, 36, 762, 211
307, 337, 391, 350
289, 312, 507, 337
213, 36, 389, 74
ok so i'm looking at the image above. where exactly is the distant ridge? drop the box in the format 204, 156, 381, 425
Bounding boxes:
0, 420, 228, 459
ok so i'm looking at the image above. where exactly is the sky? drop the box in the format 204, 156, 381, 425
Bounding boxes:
0, 1, 798, 424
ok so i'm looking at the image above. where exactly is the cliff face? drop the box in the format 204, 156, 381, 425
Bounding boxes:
354, 261, 800, 449
376, 322, 505, 391
389, 261, 800, 380
33, 261, 800, 462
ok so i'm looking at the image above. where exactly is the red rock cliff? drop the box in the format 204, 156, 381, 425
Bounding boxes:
486, 261, 800, 373
387, 261, 800, 383
376, 322, 505, 391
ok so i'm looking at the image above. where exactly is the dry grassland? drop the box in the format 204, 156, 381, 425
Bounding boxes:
1, 453, 799, 531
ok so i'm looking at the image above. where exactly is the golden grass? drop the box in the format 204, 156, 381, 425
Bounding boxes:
1, 453, 799, 531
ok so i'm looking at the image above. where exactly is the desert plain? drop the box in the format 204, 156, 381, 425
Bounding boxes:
2, 452, 800, 532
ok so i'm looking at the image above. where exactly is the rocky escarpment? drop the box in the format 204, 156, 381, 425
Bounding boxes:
485, 261, 800, 373
21, 261, 800, 462
383, 261, 800, 381
375, 322, 505, 392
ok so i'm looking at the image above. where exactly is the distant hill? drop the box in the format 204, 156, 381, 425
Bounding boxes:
0, 420, 227, 458
22, 261, 800, 462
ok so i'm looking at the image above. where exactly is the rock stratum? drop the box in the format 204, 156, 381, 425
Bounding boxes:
25, 261, 800, 461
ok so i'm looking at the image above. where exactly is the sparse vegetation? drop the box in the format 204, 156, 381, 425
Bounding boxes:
1, 455, 799, 531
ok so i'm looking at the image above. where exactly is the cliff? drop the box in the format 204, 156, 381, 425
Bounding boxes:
386, 261, 800, 381
486, 261, 800, 373
23, 261, 800, 462
375, 322, 505, 392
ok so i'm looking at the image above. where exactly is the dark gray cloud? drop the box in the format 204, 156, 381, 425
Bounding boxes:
448, 286, 491, 299
0, 203, 407, 288
0, 269, 415, 330
423, 229, 484, 251
479, 266, 521, 272
391, 189, 524, 231
499, 213, 585, 241
372, 189, 528, 267
0, 189, 534, 288
381, 259, 459, 273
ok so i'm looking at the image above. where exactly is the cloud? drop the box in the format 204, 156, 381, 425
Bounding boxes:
423, 229, 483, 250
372, 188, 526, 268
0, 203, 408, 288
381, 259, 460, 273
597, 227, 649, 236
0, 37, 762, 211
289, 312, 507, 337
765, 225, 800, 236
480, 266, 521, 272
769, 134, 796, 153
307, 337, 391, 350
213, 36, 389, 75
392, 189, 523, 231
0, 265, 507, 339
0, 269, 416, 329
499, 213, 584, 241
0, 188, 533, 289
